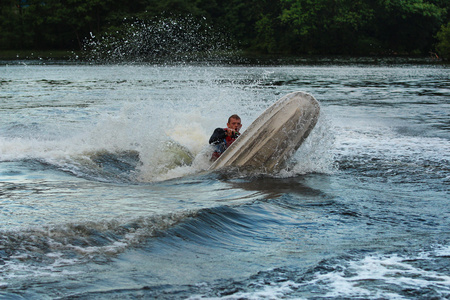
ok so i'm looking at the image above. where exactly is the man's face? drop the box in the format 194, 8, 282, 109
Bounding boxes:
227, 118, 242, 132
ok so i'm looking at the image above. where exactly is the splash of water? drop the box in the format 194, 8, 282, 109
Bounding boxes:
83, 15, 236, 64
0, 93, 335, 183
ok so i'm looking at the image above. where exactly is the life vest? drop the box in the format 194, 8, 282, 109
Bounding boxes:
225, 132, 238, 147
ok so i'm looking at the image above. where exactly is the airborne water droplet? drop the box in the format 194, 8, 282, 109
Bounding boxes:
82, 15, 236, 64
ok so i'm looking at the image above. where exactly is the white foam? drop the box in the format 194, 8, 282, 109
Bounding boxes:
286, 110, 337, 175
0, 212, 197, 283
0, 254, 81, 283
0, 96, 213, 182
332, 118, 450, 163
434, 244, 450, 257
310, 252, 450, 298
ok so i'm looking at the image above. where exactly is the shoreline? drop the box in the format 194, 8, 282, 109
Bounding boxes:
0, 50, 81, 61
0, 50, 446, 65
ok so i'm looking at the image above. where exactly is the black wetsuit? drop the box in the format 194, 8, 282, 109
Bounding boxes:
209, 128, 239, 160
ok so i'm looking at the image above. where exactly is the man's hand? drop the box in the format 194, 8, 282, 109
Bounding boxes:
224, 128, 236, 136
225, 128, 240, 138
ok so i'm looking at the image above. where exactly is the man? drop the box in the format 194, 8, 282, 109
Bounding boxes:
209, 114, 242, 161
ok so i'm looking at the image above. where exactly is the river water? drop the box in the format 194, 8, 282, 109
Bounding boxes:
0, 60, 449, 299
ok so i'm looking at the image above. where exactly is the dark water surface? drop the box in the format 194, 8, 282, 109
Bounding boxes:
0, 62, 449, 299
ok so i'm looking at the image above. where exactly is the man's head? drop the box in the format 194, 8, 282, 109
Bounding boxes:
227, 114, 242, 132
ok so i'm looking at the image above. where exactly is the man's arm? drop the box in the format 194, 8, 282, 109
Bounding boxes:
209, 128, 226, 144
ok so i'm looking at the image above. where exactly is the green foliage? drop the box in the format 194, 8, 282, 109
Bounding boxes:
0, 0, 449, 56
255, 14, 276, 53
0, 1, 21, 49
372, 0, 446, 54
279, 0, 446, 54
436, 22, 450, 58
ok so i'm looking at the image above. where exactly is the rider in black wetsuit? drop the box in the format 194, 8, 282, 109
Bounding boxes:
209, 114, 242, 161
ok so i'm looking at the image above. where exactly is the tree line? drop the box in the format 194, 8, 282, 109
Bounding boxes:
1, 0, 450, 58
